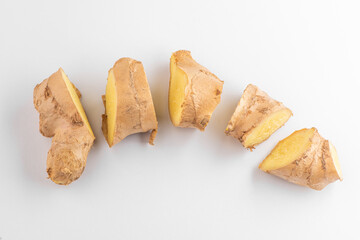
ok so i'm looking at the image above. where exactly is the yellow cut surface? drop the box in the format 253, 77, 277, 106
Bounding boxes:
105, 69, 117, 146
169, 55, 188, 126
244, 109, 292, 147
329, 142, 343, 180
61, 69, 94, 137
259, 128, 315, 171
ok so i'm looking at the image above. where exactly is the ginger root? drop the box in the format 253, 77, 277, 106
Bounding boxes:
168, 50, 224, 130
102, 58, 158, 147
33, 68, 95, 185
225, 84, 292, 149
259, 128, 343, 190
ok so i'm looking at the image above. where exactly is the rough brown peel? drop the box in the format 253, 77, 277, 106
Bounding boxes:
33, 68, 95, 185
102, 57, 158, 147
169, 50, 224, 131
225, 84, 292, 149
259, 128, 343, 190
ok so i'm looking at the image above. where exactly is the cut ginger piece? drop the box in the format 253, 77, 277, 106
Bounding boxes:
225, 84, 292, 149
169, 50, 224, 130
33, 68, 95, 185
259, 128, 343, 190
102, 58, 158, 147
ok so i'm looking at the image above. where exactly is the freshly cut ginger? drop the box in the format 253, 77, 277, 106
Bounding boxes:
102, 58, 158, 147
225, 84, 292, 149
169, 50, 224, 130
259, 128, 343, 190
33, 68, 95, 185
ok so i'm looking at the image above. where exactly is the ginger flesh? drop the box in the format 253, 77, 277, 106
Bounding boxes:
244, 109, 293, 148
260, 128, 314, 171
105, 69, 117, 146
329, 142, 343, 179
62, 70, 94, 137
169, 54, 188, 126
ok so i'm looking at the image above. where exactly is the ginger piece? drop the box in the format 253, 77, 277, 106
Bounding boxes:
225, 84, 292, 149
33, 68, 95, 185
102, 58, 158, 147
259, 128, 343, 190
169, 50, 224, 130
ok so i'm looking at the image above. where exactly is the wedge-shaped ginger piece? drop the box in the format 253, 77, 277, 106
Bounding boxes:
102, 58, 158, 147
169, 50, 224, 130
33, 68, 95, 185
225, 84, 292, 149
259, 128, 343, 190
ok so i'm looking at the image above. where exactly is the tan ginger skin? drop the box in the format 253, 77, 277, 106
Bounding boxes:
260, 128, 343, 190
102, 58, 158, 147
225, 84, 292, 149
33, 68, 95, 185
170, 50, 224, 130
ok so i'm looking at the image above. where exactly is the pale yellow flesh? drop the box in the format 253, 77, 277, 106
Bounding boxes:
244, 109, 292, 147
169, 55, 188, 126
105, 69, 117, 146
61, 70, 94, 137
260, 128, 315, 171
329, 142, 343, 180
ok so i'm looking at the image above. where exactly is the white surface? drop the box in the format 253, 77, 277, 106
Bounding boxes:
0, 0, 359, 239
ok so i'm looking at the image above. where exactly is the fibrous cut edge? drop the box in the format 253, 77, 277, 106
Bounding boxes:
62, 70, 94, 137
169, 54, 188, 126
104, 69, 117, 147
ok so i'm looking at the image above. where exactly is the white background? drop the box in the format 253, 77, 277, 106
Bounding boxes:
0, 0, 359, 239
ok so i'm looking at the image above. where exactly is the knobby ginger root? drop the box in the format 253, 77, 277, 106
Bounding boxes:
259, 128, 343, 190
169, 50, 224, 130
33, 68, 95, 185
225, 84, 292, 149
102, 58, 158, 147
